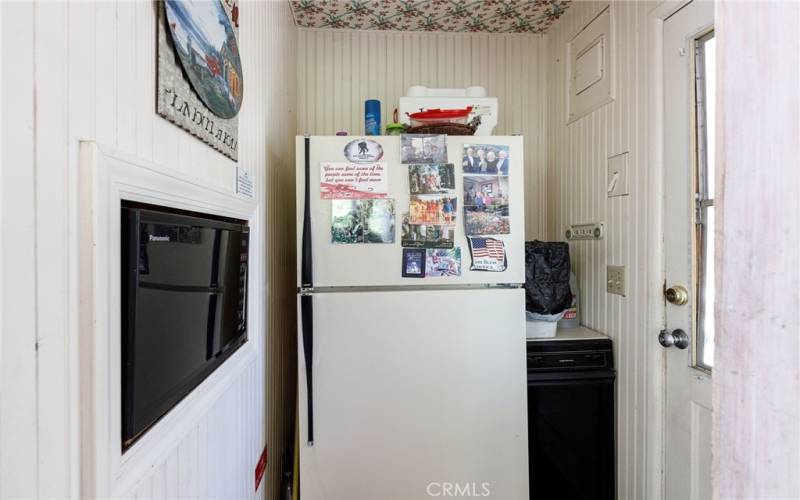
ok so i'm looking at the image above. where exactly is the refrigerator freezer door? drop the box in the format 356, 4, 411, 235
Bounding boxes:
297, 288, 529, 500
296, 135, 525, 288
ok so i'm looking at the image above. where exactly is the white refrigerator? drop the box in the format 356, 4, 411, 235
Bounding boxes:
296, 135, 529, 500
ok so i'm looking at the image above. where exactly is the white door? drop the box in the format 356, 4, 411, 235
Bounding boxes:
297, 288, 528, 500
662, 2, 715, 499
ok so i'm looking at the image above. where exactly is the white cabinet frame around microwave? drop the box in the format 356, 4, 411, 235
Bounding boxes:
76, 142, 260, 498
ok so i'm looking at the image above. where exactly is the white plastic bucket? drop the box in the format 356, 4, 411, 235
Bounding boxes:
526, 320, 558, 339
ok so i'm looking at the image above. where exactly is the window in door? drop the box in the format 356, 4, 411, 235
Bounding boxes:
693, 31, 715, 370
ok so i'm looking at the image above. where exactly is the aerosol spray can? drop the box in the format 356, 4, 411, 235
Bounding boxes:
364, 99, 381, 136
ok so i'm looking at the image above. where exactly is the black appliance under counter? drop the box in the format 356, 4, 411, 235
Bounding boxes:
526, 327, 615, 500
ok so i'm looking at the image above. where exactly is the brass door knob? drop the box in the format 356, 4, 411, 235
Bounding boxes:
665, 285, 689, 305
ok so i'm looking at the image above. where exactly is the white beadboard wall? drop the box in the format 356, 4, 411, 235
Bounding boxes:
262, 3, 299, 500
0, 1, 297, 499
544, 2, 652, 499
296, 29, 548, 240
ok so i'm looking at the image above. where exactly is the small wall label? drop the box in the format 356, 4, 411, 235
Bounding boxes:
237, 167, 254, 198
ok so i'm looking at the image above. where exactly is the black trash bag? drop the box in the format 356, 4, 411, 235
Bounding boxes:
524, 240, 572, 315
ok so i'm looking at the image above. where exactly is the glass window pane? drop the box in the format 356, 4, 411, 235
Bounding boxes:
700, 205, 715, 367
705, 37, 716, 199
695, 32, 715, 370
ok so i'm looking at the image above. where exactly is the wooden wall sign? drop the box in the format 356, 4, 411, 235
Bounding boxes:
157, 0, 242, 161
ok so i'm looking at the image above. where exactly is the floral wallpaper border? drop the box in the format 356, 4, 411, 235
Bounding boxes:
289, 0, 571, 34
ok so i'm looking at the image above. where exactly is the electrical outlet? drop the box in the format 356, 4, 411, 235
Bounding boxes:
607, 266, 626, 296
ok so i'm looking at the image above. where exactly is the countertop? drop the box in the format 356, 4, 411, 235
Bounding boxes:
526, 325, 609, 342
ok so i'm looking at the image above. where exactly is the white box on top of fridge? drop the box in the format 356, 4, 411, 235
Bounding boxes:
295, 135, 529, 500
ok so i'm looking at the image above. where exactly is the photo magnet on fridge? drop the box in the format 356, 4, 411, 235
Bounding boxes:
462, 144, 510, 176
425, 248, 462, 277
344, 138, 384, 164
467, 237, 507, 272
400, 134, 447, 164
409, 195, 457, 226
402, 248, 426, 278
463, 176, 510, 235
401, 214, 455, 249
331, 199, 395, 244
320, 162, 388, 199
408, 164, 455, 194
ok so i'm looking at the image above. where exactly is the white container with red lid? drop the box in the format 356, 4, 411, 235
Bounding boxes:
398, 86, 499, 136
407, 106, 473, 126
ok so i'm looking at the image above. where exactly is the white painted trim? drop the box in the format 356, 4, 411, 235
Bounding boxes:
77, 141, 261, 498
644, 1, 695, 498
67, 108, 83, 500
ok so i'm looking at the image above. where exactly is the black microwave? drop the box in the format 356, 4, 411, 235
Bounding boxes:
121, 202, 249, 448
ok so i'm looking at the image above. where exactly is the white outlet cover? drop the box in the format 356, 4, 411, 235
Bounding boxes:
606, 265, 626, 296
607, 152, 629, 197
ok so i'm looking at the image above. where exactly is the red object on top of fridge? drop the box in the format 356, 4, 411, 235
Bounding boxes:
407, 106, 473, 126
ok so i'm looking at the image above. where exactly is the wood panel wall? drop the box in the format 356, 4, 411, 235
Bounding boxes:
296, 29, 548, 240
544, 2, 654, 498
0, 1, 297, 499
714, 1, 800, 498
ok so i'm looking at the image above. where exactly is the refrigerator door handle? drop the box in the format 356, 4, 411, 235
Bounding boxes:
301, 136, 313, 288
301, 294, 314, 446
301, 137, 314, 444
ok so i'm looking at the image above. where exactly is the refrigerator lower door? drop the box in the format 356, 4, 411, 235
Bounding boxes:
297, 288, 528, 500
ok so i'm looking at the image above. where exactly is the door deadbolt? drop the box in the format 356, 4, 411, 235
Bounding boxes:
659, 329, 690, 349
665, 285, 689, 305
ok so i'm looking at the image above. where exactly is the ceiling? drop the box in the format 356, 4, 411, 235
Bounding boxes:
289, 0, 572, 34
